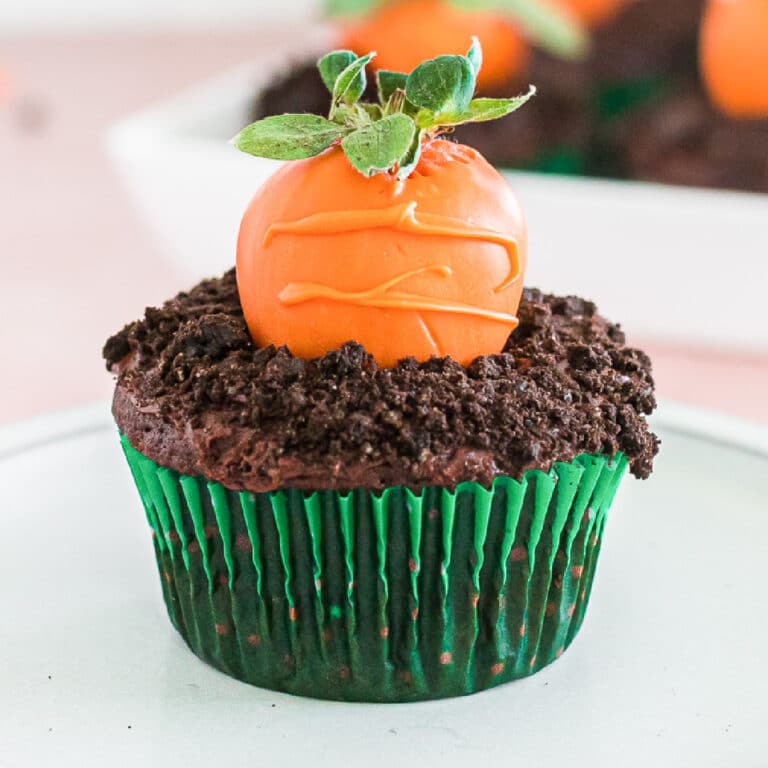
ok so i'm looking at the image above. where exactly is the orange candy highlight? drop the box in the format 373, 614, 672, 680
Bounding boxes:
236, 140, 527, 367
700, 0, 768, 118
340, 0, 528, 89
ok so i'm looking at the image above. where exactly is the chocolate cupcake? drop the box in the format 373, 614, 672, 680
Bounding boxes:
106, 45, 658, 701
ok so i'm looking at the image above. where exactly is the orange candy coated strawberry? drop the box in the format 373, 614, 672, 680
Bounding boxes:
237, 141, 526, 367
234, 42, 535, 366
700, 0, 768, 118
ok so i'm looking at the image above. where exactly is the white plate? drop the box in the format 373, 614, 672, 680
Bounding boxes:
106, 29, 768, 353
0, 401, 766, 766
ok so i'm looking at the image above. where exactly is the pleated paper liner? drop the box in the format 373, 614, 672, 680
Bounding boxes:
121, 435, 627, 702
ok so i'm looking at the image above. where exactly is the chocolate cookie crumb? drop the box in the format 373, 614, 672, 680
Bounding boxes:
105, 270, 658, 491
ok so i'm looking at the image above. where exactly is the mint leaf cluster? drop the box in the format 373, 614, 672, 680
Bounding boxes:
233, 39, 535, 179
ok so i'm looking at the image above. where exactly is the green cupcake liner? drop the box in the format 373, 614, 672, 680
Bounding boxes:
120, 434, 627, 702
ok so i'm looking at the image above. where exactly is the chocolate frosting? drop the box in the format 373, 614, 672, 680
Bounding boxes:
104, 270, 658, 493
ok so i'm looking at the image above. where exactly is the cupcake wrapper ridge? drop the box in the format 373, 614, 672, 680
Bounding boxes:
121, 434, 627, 702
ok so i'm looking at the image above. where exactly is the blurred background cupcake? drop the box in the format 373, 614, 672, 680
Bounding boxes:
250, 0, 767, 190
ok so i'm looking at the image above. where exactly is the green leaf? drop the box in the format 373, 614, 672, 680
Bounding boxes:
396, 129, 424, 180
341, 113, 416, 176
377, 70, 408, 104
453, 0, 589, 60
331, 103, 359, 125
359, 102, 384, 121
467, 37, 483, 77
405, 54, 476, 116
414, 108, 437, 130
333, 52, 375, 105
318, 50, 357, 94
233, 114, 350, 160
443, 86, 537, 124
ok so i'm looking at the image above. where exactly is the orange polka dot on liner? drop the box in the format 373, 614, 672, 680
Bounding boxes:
203, 525, 218, 540
510, 546, 527, 562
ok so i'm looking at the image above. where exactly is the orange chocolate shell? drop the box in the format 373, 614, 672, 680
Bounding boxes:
236, 140, 527, 368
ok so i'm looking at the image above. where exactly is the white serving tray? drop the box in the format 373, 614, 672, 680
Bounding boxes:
106, 27, 768, 352
1, 400, 767, 766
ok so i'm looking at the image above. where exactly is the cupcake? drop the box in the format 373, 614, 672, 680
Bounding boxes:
105, 43, 658, 702
605, 0, 768, 192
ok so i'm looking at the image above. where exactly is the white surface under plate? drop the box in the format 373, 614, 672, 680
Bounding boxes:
0, 401, 767, 767
106, 27, 768, 352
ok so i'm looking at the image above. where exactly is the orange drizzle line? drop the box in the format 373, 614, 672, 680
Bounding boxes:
264, 201, 521, 293
278, 264, 519, 326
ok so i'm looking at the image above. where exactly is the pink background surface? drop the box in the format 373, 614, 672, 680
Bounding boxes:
2, 32, 767, 426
